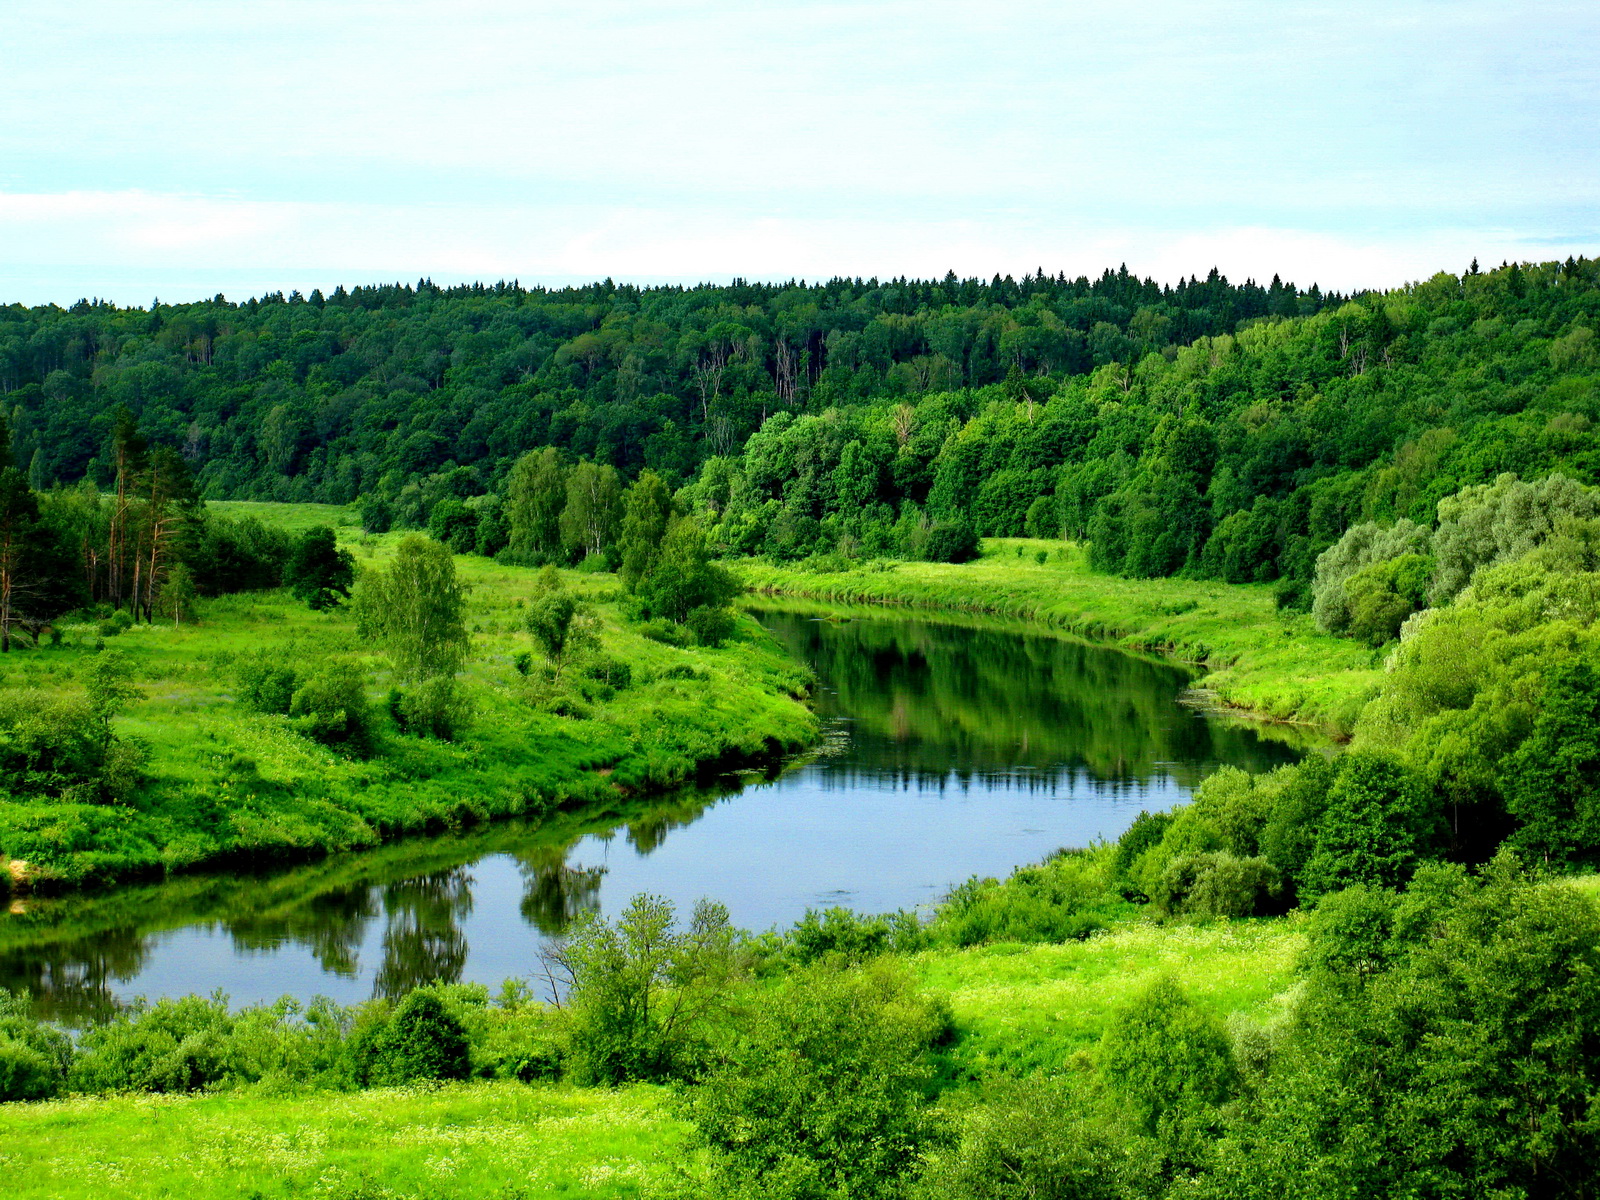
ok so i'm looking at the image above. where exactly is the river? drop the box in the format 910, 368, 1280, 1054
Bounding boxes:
0, 610, 1308, 1022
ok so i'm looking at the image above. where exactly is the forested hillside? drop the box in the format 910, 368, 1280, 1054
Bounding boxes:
5, 267, 1326, 500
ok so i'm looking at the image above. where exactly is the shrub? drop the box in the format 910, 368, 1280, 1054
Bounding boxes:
289, 660, 374, 754
1098, 977, 1237, 1158
683, 960, 948, 1199
684, 603, 737, 647
924, 520, 980, 563
390, 676, 475, 741
370, 991, 471, 1085
931, 850, 1125, 946
0, 991, 71, 1102
1153, 851, 1281, 917
235, 653, 297, 714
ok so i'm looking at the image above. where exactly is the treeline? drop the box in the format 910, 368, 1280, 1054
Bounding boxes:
2, 267, 1333, 502
0, 408, 294, 651
670, 257, 1600, 601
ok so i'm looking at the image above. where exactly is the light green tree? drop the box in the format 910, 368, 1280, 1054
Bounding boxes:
354, 535, 470, 681
504, 447, 566, 561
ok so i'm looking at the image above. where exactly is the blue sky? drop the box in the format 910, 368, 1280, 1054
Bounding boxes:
3, 0, 1597, 303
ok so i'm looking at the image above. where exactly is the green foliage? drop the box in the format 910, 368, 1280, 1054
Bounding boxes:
0, 650, 145, 803
1431, 471, 1600, 603
923, 519, 980, 563
523, 565, 596, 672
915, 1075, 1145, 1200
504, 447, 566, 562
1342, 551, 1432, 646
1311, 518, 1431, 634
632, 517, 740, 626
352, 534, 470, 682
619, 469, 675, 592
388, 676, 476, 741
1201, 858, 1600, 1198
288, 660, 374, 754
683, 959, 947, 1199
1504, 655, 1600, 865
283, 526, 354, 610
0, 991, 70, 1102
552, 893, 740, 1085
234, 651, 298, 714
1097, 977, 1237, 1155
1153, 851, 1281, 918
360, 990, 472, 1086
931, 849, 1131, 946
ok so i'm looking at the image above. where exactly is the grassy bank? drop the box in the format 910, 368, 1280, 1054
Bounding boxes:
739, 540, 1379, 732
0, 905, 1304, 1198
0, 1080, 684, 1200
0, 516, 815, 892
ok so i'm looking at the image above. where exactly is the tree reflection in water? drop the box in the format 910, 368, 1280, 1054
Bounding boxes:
226, 883, 379, 978
372, 869, 474, 999
0, 927, 150, 1023
516, 845, 605, 936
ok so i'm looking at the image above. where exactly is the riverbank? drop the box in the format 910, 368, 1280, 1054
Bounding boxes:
0, 906, 1306, 1199
0, 535, 816, 894
739, 540, 1380, 734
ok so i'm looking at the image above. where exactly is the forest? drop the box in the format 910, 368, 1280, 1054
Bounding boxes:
1, 258, 1599, 1199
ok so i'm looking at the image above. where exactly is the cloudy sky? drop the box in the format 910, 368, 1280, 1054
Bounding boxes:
3, 0, 1596, 303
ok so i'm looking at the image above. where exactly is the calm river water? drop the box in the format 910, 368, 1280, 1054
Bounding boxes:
0, 610, 1305, 1022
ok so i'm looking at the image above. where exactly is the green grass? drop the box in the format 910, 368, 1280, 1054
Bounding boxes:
0, 1080, 684, 1199
0, 519, 816, 891
739, 540, 1380, 733
917, 914, 1305, 1079
208, 499, 363, 535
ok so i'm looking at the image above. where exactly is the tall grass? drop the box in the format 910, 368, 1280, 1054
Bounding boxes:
0, 1080, 683, 1199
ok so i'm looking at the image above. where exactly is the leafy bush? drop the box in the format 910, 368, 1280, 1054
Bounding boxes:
284, 525, 355, 610
0, 991, 70, 1102
782, 906, 927, 967
915, 1074, 1140, 1200
683, 960, 949, 1200
1311, 518, 1431, 634
1153, 851, 1281, 917
931, 849, 1127, 946
1098, 977, 1237, 1159
289, 660, 375, 754
548, 894, 739, 1085
365, 990, 471, 1085
685, 603, 737, 647
234, 652, 297, 714
923, 520, 980, 563
389, 676, 475, 741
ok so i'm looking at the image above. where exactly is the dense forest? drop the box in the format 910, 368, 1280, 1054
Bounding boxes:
1, 267, 1331, 500
5, 259, 1596, 622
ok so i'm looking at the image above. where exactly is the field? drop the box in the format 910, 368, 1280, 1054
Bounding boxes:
0, 1081, 684, 1200
0, 506, 816, 891
740, 540, 1381, 734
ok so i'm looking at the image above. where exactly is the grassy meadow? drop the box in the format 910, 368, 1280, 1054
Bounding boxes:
0, 504, 816, 891
0, 1080, 685, 1200
740, 539, 1381, 733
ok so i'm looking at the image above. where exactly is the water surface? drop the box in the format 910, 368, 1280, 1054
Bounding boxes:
1, 610, 1305, 1022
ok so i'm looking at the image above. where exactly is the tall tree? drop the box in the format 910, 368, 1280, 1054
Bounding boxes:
353, 535, 470, 681
559, 461, 623, 562
505, 448, 566, 561
618, 470, 675, 592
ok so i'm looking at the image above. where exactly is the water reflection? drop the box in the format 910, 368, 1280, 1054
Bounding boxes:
0, 609, 1311, 1023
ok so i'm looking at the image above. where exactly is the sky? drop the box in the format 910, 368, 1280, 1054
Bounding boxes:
2, 0, 1597, 304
